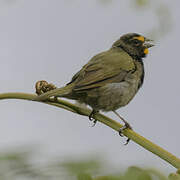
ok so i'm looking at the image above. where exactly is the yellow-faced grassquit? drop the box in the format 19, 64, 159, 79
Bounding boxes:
35, 33, 154, 142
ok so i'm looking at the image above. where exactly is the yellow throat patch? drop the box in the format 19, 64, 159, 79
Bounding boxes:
144, 48, 149, 54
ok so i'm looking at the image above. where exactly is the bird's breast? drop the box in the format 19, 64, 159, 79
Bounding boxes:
97, 60, 144, 111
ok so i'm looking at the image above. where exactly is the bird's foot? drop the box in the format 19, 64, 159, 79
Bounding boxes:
89, 110, 98, 127
119, 122, 132, 145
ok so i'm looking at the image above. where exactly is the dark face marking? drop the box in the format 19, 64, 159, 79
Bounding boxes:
112, 33, 153, 60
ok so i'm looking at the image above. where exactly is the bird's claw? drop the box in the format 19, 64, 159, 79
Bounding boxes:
91, 120, 97, 127
89, 110, 98, 127
124, 138, 130, 145
118, 123, 132, 145
89, 115, 97, 127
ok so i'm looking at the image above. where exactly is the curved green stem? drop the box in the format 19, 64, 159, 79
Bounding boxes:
0, 92, 180, 169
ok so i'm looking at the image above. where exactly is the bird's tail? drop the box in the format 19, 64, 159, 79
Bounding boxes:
34, 84, 74, 101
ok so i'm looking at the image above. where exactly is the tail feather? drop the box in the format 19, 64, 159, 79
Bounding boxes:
34, 84, 73, 101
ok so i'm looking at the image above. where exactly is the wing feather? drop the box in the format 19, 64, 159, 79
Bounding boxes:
69, 48, 135, 91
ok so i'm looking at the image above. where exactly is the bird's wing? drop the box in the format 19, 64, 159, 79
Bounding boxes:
71, 49, 135, 91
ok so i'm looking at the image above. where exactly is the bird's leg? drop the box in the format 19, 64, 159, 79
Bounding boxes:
113, 110, 132, 145
89, 109, 99, 127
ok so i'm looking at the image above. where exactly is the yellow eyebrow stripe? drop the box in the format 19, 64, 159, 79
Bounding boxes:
133, 36, 145, 42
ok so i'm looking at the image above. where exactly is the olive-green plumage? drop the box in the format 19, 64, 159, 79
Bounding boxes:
35, 33, 154, 117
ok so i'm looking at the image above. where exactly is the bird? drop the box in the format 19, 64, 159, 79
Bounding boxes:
35, 33, 154, 142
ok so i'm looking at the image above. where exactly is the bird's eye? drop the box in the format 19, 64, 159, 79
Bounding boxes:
133, 39, 140, 44
131, 39, 141, 46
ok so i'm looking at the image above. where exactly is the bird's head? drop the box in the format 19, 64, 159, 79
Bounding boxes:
112, 33, 154, 59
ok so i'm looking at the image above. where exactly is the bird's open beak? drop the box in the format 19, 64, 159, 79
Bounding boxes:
143, 38, 154, 48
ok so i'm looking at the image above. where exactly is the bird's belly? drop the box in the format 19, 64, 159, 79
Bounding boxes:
95, 80, 140, 111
